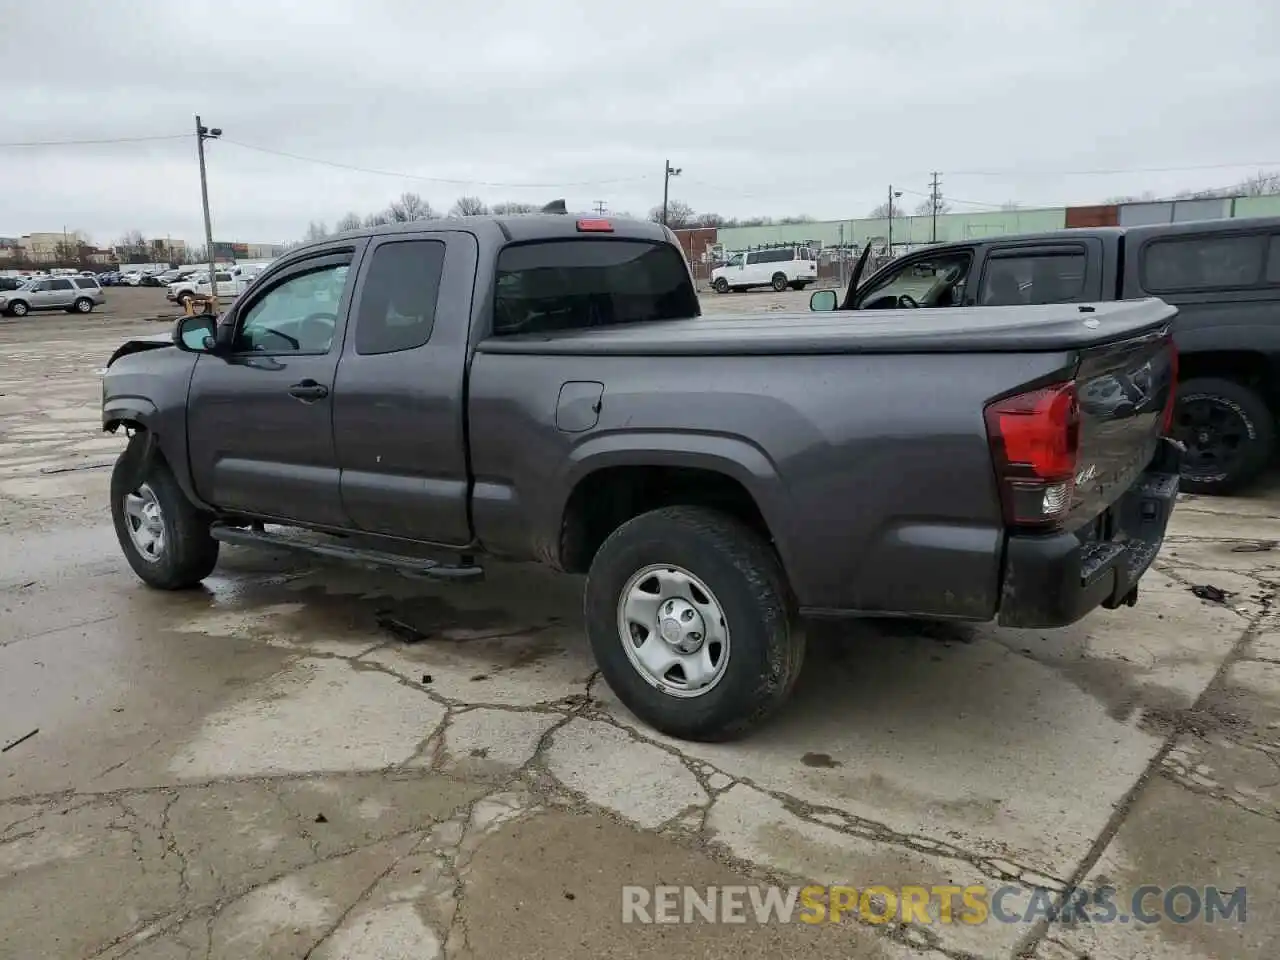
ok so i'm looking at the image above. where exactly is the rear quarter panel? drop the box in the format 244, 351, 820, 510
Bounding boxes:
468, 347, 1076, 618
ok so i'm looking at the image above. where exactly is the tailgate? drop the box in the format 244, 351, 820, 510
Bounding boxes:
1067, 326, 1176, 530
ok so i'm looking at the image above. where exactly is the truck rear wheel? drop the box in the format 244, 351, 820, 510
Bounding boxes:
584, 506, 803, 741
1174, 377, 1275, 495
771, 273, 788, 292
110, 435, 219, 589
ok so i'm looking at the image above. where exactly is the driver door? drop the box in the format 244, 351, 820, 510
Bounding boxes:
186, 245, 363, 527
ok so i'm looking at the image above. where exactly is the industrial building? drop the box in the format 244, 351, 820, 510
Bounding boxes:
676, 194, 1280, 266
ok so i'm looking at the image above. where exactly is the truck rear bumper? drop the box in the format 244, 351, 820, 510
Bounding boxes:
997, 437, 1183, 629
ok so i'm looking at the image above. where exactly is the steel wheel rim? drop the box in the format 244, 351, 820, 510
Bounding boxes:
123, 483, 166, 562
616, 563, 730, 698
1175, 397, 1250, 481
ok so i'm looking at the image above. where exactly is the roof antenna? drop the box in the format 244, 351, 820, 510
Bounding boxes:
541, 199, 567, 214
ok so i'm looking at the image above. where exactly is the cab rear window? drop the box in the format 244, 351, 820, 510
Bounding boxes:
493, 239, 698, 336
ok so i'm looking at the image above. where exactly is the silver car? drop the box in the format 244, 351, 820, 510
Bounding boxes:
0, 276, 106, 317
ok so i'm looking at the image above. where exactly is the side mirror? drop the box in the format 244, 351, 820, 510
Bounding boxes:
810, 289, 838, 312
173, 313, 216, 351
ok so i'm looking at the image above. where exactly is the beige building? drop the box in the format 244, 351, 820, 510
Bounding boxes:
19, 231, 88, 262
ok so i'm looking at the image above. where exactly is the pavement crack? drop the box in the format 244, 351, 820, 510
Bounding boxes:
1013, 606, 1271, 959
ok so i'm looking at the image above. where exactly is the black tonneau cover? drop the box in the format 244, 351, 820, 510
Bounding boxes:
479, 298, 1176, 356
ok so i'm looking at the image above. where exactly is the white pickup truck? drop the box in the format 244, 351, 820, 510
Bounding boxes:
166, 265, 264, 307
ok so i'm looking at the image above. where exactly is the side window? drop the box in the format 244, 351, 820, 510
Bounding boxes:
1142, 234, 1265, 292
353, 240, 446, 355
215, 272, 232, 282
746, 252, 760, 266
235, 263, 349, 354
1267, 236, 1280, 284
73, 277, 97, 289
32, 280, 51, 292
980, 251, 1086, 306
50, 279, 74, 291
860, 252, 973, 309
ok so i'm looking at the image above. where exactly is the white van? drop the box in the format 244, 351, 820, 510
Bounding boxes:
710, 246, 818, 293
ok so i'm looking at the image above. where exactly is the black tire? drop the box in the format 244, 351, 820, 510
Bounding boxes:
178, 291, 194, 307
74, 297, 93, 313
584, 506, 803, 741
8, 300, 28, 317
1174, 377, 1275, 495
771, 273, 788, 292
110, 435, 219, 589
791, 281, 809, 291
713, 278, 729, 294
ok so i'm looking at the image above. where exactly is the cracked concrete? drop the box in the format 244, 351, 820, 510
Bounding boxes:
3, 304, 1280, 958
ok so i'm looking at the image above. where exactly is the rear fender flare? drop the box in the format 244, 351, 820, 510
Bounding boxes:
553, 430, 794, 568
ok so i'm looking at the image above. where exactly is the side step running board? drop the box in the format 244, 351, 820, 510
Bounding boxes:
210, 523, 484, 580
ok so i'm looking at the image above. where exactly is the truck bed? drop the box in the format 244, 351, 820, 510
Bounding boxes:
478, 298, 1176, 356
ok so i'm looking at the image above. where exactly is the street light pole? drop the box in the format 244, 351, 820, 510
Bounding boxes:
886, 185, 903, 257
662, 160, 682, 226
195, 115, 222, 313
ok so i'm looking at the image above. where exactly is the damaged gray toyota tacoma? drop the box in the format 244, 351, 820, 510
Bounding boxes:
102, 212, 1183, 741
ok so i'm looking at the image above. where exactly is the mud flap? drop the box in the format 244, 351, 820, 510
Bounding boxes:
117, 430, 157, 492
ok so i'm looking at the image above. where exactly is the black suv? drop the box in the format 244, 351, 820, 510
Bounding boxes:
813, 215, 1280, 495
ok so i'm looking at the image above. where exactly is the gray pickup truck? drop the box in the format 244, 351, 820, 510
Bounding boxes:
102, 213, 1183, 740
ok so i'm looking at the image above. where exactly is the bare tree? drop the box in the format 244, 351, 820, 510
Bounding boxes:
868, 202, 895, 219
450, 196, 490, 217
647, 199, 694, 228
914, 197, 952, 216
388, 192, 437, 222
336, 212, 364, 232
491, 201, 538, 215
116, 230, 148, 261
1239, 171, 1280, 196
303, 221, 330, 242
737, 216, 773, 227
692, 212, 727, 228
363, 210, 391, 228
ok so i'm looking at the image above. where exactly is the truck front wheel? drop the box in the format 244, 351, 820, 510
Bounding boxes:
584, 506, 803, 741
1174, 377, 1275, 495
110, 435, 219, 589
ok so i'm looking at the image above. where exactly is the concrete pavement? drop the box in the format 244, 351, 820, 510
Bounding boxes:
0, 297, 1277, 958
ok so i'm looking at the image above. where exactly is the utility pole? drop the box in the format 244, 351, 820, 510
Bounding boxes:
886, 185, 902, 256
592, 200, 607, 216
195, 115, 222, 313
929, 171, 942, 243
662, 160, 682, 226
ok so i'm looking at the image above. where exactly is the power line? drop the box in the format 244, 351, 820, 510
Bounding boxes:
218, 138, 650, 189
947, 159, 1280, 178
0, 133, 188, 148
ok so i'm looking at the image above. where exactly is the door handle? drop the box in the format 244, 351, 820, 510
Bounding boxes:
288, 379, 329, 402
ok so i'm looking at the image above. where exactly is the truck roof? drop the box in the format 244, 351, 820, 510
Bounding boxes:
289, 214, 674, 259
918, 214, 1280, 254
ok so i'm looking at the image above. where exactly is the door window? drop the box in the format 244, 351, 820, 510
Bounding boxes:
980, 250, 1086, 305
49, 279, 74, 291
353, 240, 446, 355
234, 263, 349, 354
859, 251, 972, 309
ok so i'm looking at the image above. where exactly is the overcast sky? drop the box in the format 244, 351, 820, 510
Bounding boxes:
2, 0, 1278, 247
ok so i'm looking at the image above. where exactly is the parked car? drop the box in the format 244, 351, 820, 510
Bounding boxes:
711, 245, 818, 293
101, 213, 1181, 741
167, 267, 255, 306
0, 275, 105, 316
810, 215, 1280, 495
0, 277, 24, 291
138, 274, 165, 287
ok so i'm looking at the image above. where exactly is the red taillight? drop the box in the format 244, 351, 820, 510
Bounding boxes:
576, 218, 613, 233
1162, 333, 1178, 435
984, 381, 1080, 529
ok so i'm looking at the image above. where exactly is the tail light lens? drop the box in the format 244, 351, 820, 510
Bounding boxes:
985, 381, 1080, 529
1161, 332, 1179, 435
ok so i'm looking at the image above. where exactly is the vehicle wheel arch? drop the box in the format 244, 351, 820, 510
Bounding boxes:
555, 440, 791, 576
